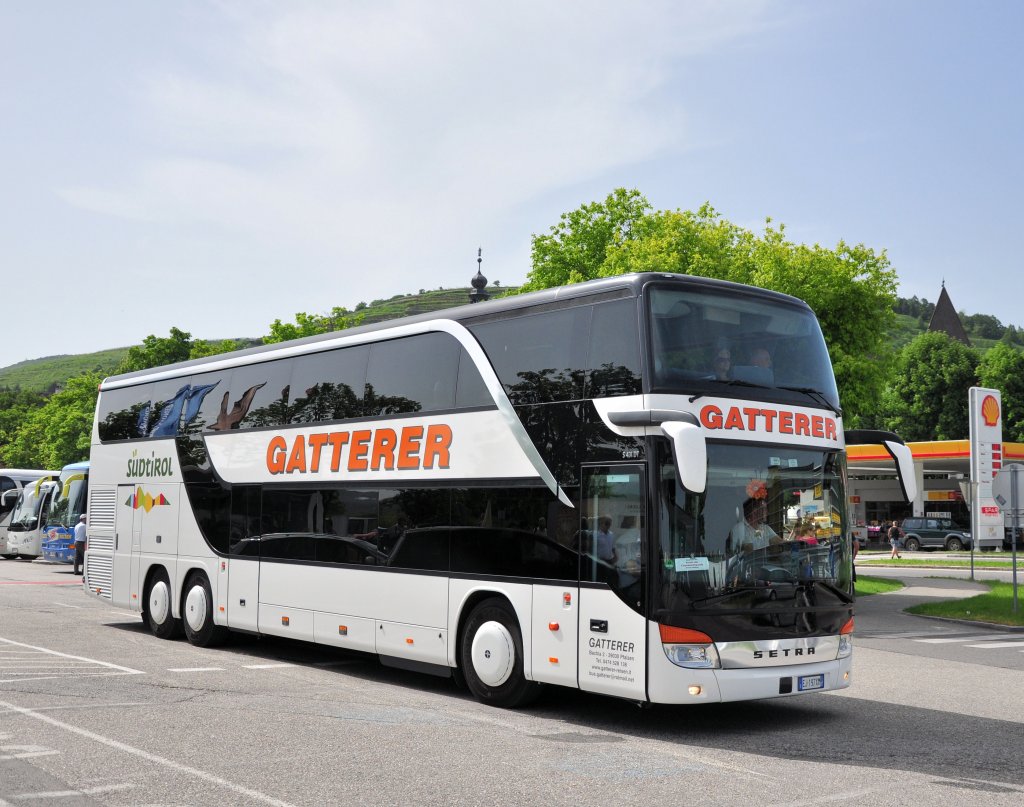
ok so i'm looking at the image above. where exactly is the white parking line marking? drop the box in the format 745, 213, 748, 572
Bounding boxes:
914, 633, 1022, 643
13, 783, 135, 799
0, 745, 60, 761
964, 641, 1024, 649
242, 663, 295, 670
0, 699, 299, 807
52, 602, 82, 609
0, 638, 143, 674
167, 667, 224, 672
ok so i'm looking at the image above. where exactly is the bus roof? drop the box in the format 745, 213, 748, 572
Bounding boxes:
101, 272, 810, 389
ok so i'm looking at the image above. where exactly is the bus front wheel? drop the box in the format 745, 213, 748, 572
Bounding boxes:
182, 572, 229, 648
460, 598, 540, 709
145, 568, 181, 640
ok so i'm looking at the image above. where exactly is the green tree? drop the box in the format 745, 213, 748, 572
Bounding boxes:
521, 188, 652, 291
521, 190, 899, 426
977, 342, 1024, 443
0, 388, 47, 467
263, 308, 364, 344
881, 332, 979, 441
116, 327, 194, 373
4, 373, 101, 468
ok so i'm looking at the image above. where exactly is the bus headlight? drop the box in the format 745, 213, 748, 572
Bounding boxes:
837, 617, 854, 659
659, 625, 721, 669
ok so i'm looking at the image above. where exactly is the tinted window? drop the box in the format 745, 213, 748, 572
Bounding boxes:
146, 378, 196, 438
230, 485, 261, 556
379, 487, 450, 570
586, 299, 642, 398
290, 347, 369, 423
98, 384, 152, 442
456, 347, 493, 408
179, 371, 229, 435
186, 483, 231, 554
471, 307, 591, 404
220, 360, 293, 430
450, 486, 578, 580
365, 333, 460, 416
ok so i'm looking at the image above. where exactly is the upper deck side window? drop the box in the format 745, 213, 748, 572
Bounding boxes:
469, 298, 641, 405
98, 330, 495, 443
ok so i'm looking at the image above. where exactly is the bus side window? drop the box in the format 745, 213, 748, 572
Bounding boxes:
365, 333, 460, 415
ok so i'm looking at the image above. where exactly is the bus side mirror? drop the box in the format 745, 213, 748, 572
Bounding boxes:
845, 429, 918, 505
884, 440, 917, 504
661, 420, 707, 494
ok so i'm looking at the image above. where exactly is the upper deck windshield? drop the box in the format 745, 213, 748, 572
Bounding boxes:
648, 285, 840, 411
48, 470, 88, 529
653, 442, 850, 624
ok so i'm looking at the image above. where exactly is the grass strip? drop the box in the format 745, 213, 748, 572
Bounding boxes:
857, 558, 1022, 569
854, 575, 904, 597
907, 581, 1024, 627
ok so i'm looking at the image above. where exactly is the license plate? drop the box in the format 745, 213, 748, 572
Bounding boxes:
798, 674, 824, 691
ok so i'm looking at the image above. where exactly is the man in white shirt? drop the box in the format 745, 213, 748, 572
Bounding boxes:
594, 516, 617, 564
729, 498, 780, 553
73, 514, 87, 575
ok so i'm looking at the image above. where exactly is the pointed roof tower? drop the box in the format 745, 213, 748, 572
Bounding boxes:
927, 282, 971, 345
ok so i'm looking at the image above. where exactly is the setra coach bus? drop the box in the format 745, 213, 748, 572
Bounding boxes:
84, 273, 914, 707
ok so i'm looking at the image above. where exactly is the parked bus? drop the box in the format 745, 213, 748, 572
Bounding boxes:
1, 469, 61, 558
4, 476, 61, 560
41, 461, 90, 563
84, 273, 914, 707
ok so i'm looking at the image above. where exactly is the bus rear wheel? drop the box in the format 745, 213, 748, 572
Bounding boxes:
460, 598, 540, 709
182, 572, 229, 648
145, 568, 181, 640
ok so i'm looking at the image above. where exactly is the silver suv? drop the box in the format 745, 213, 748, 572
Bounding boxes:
900, 517, 972, 551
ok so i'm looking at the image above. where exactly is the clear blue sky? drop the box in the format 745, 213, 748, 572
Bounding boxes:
2, 1, 1021, 370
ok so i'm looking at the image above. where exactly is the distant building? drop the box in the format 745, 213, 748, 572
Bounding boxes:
927, 283, 971, 345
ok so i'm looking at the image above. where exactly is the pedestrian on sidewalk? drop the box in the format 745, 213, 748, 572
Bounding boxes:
887, 520, 902, 559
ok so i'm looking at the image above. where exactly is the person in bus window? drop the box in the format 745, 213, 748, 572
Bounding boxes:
712, 348, 732, 381
594, 516, 616, 563
749, 348, 772, 369
730, 497, 780, 553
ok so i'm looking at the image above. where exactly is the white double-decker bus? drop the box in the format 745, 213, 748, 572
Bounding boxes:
85, 273, 914, 707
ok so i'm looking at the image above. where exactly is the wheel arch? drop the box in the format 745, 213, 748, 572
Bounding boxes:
449, 583, 534, 680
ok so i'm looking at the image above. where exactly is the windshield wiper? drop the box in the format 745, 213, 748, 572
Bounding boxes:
688, 379, 771, 404
776, 386, 841, 416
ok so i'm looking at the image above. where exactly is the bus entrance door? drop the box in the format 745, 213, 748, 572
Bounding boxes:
577, 465, 648, 701
113, 485, 143, 611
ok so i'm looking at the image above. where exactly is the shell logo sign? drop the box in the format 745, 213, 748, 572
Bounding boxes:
982, 394, 1000, 427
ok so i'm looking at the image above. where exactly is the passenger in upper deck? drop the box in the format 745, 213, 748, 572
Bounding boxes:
712, 348, 732, 381
749, 347, 772, 370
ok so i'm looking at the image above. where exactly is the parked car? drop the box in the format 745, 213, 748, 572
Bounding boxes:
900, 517, 972, 551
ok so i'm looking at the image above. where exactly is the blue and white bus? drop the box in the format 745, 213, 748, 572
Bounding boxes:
41, 461, 90, 563
85, 273, 914, 707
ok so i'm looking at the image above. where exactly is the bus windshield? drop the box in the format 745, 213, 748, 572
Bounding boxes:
8, 485, 51, 532
48, 470, 88, 529
648, 285, 840, 410
654, 442, 850, 616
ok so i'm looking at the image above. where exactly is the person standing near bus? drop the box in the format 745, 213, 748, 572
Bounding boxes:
73, 513, 87, 575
